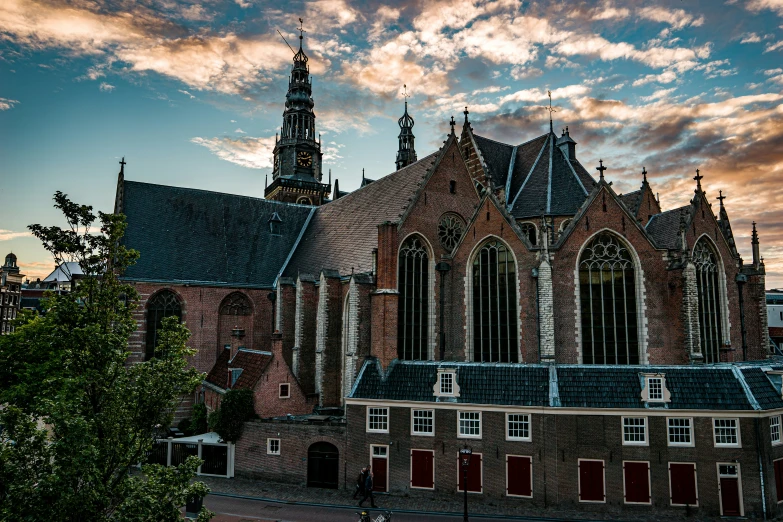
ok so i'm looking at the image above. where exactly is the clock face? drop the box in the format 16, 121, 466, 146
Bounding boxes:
297, 151, 313, 167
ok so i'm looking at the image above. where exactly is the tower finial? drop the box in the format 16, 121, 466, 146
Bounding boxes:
463, 106, 469, 123
596, 159, 607, 181
546, 90, 556, 133
119, 157, 126, 175
751, 221, 760, 267
641, 166, 647, 184
693, 168, 703, 191
450, 115, 456, 135
362, 168, 365, 181
717, 190, 726, 207
298, 17, 305, 46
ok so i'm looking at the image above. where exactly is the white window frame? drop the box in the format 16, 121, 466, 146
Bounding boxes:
433, 368, 460, 398
622, 460, 651, 505
457, 410, 482, 439
667, 417, 695, 447
622, 417, 648, 446
716, 462, 744, 517
669, 461, 699, 507
505, 454, 533, 498
410, 449, 435, 491
411, 409, 435, 437
267, 438, 280, 455
506, 413, 532, 442
456, 451, 483, 494
279, 383, 290, 399
640, 373, 671, 403
771, 416, 782, 446
366, 406, 389, 433
713, 418, 741, 448
440, 372, 454, 395
577, 458, 606, 504
648, 377, 663, 401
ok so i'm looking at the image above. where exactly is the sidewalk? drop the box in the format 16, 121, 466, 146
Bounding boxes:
197, 476, 687, 521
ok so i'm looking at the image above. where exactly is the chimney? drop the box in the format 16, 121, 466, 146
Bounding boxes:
556, 126, 577, 161
751, 221, 760, 268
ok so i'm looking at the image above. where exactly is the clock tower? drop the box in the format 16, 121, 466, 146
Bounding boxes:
265, 20, 330, 205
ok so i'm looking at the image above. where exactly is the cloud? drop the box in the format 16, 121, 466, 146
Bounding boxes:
741, 0, 783, 16
640, 87, 677, 102
0, 98, 19, 110
632, 70, 677, 86
740, 32, 762, 43
178, 89, 195, 99
765, 40, 783, 52
99, 82, 114, 92
637, 6, 704, 30
190, 135, 276, 169
0, 229, 31, 240
234, 128, 245, 134
306, 0, 361, 29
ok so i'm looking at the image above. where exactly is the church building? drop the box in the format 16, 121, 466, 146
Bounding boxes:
114, 30, 783, 519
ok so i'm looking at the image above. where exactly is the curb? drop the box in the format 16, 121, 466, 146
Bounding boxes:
208, 491, 615, 521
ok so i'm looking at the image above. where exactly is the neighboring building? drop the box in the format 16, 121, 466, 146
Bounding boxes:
115, 26, 776, 519
0, 253, 24, 334
20, 261, 84, 312
769, 289, 783, 351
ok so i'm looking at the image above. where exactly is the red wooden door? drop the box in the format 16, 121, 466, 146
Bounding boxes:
411, 450, 434, 489
506, 456, 532, 497
457, 453, 482, 493
720, 478, 741, 516
775, 459, 783, 502
372, 457, 387, 492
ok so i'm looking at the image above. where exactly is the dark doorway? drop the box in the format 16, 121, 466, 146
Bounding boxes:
307, 442, 339, 489
719, 464, 742, 516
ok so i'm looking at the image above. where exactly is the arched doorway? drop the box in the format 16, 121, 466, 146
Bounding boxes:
307, 441, 339, 489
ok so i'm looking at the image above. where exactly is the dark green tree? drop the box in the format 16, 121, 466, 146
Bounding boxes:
0, 192, 212, 521
208, 388, 255, 443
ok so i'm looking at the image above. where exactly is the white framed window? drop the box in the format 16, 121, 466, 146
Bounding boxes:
411, 409, 434, 436
622, 417, 648, 446
506, 413, 531, 441
713, 418, 741, 447
434, 368, 460, 398
441, 373, 454, 395
458, 411, 481, 439
667, 417, 694, 447
772, 416, 782, 446
367, 407, 389, 433
648, 377, 663, 400
279, 383, 290, 398
267, 438, 280, 455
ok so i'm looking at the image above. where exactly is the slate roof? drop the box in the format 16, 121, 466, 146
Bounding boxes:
284, 152, 438, 277
646, 205, 690, 249
204, 348, 272, 391
619, 190, 641, 215
351, 360, 550, 406
350, 360, 783, 411
471, 131, 595, 219
121, 181, 314, 287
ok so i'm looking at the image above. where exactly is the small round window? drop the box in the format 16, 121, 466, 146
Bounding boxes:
437, 213, 465, 252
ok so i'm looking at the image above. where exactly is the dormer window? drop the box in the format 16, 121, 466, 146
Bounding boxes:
640, 373, 670, 403
269, 212, 283, 235
434, 368, 460, 398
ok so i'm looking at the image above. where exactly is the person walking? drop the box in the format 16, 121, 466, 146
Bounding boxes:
358, 466, 376, 508
352, 466, 367, 500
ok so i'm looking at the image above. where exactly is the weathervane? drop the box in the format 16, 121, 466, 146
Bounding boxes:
402, 84, 410, 100
298, 17, 305, 40
546, 90, 556, 132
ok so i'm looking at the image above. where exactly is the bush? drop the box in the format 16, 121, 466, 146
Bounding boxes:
190, 403, 208, 435
208, 389, 255, 442
177, 417, 193, 437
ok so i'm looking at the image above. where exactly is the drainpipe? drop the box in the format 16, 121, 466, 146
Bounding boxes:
435, 261, 451, 360
736, 274, 748, 360
755, 418, 768, 520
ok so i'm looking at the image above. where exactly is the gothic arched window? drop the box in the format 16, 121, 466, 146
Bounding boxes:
694, 239, 724, 363
518, 222, 537, 246
146, 290, 182, 360
398, 235, 430, 360
437, 213, 465, 253
218, 292, 253, 353
579, 232, 639, 364
472, 240, 518, 362
220, 292, 252, 317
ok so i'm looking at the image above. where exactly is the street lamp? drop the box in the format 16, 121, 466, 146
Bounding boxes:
459, 445, 473, 522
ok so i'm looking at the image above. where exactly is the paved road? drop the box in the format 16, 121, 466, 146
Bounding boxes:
202, 494, 567, 522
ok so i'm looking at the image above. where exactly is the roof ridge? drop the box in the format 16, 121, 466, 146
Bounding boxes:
124, 180, 312, 208
510, 136, 548, 209
472, 133, 515, 148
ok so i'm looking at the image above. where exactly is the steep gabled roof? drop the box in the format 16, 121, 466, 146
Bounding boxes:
204, 348, 273, 391
472, 134, 514, 188
619, 190, 642, 214
284, 152, 438, 277
646, 205, 690, 250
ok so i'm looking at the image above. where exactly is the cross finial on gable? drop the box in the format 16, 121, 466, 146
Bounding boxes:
717, 190, 726, 206
450, 115, 456, 134
596, 159, 607, 181
463, 106, 469, 123
693, 168, 703, 191
119, 157, 126, 175
642, 166, 647, 183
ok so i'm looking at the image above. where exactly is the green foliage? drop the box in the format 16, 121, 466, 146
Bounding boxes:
190, 403, 209, 435
208, 388, 255, 442
178, 417, 194, 437
0, 192, 212, 521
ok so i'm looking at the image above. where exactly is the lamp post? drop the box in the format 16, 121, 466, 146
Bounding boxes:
459, 445, 472, 522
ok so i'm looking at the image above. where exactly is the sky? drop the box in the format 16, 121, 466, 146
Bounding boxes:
1, 0, 782, 288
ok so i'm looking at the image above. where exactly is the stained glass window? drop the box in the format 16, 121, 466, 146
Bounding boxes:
694, 240, 723, 363
398, 236, 429, 360
146, 290, 182, 360
472, 240, 518, 362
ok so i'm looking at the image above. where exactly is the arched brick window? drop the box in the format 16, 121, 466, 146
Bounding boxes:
472, 239, 518, 362
579, 232, 639, 364
398, 235, 430, 360
694, 239, 724, 363
146, 289, 182, 360
218, 292, 253, 353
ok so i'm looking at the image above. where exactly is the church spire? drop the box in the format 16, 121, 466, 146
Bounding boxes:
395, 84, 417, 171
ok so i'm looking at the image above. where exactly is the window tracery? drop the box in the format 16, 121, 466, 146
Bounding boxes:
146, 290, 182, 360
518, 222, 537, 246
437, 213, 465, 252
472, 240, 518, 362
398, 236, 430, 360
579, 232, 639, 364
694, 239, 723, 363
